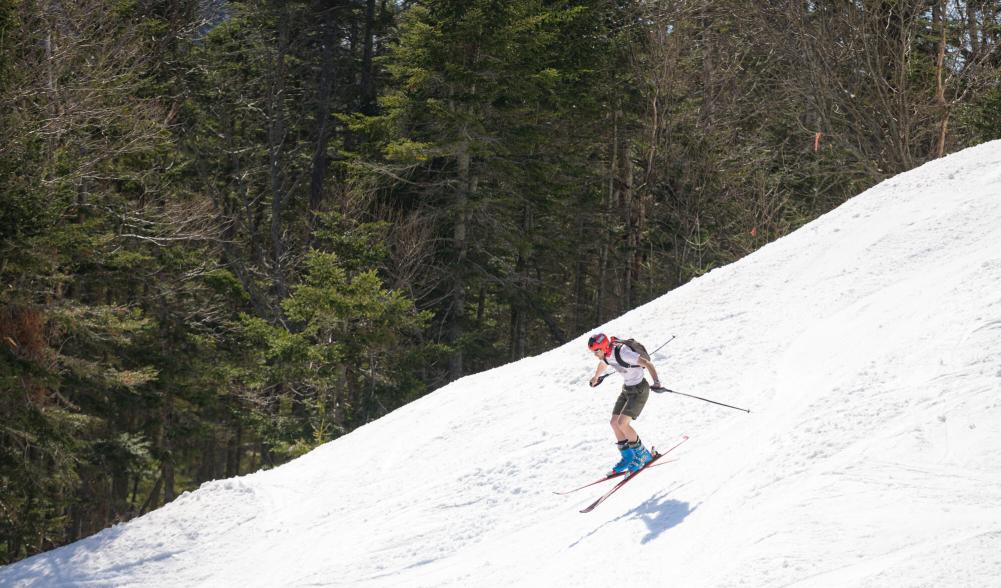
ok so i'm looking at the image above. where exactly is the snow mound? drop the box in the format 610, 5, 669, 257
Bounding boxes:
4, 141, 1001, 587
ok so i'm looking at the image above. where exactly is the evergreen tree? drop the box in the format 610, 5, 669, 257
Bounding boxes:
360, 0, 630, 376
3, 0, 1000, 565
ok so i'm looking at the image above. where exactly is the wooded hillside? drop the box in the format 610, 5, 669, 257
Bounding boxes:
2, 0, 999, 563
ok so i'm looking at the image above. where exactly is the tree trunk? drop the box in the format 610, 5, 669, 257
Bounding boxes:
475, 287, 485, 327
510, 206, 531, 360
572, 211, 587, 335
309, 16, 337, 226
510, 270, 525, 362
448, 140, 471, 381
621, 139, 636, 309
268, 0, 290, 299
934, 0, 949, 158
111, 464, 129, 521
359, 0, 377, 115
225, 421, 242, 478
260, 441, 274, 469
198, 434, 217, 483
140, 474, 163, 515
597, 114, 618, 325
162, 399, 176, 502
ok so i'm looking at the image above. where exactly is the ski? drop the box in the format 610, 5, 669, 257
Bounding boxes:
556, 436, 689, 497
554, 472, 626, 496
552, 458, 679, 496
578, 453, 663, 513
579, 435, 689, 514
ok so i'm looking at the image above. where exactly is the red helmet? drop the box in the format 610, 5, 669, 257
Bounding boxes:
587, 333, 612, 356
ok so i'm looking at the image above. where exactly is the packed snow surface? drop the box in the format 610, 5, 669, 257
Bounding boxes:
4, 142, 1001, 587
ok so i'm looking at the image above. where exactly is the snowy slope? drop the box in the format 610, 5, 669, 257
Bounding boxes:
4, 141, 1001, 587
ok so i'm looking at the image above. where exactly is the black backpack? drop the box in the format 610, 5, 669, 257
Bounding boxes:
613, 337, 650, 368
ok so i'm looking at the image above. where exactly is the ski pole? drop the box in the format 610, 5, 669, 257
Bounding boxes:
651, 386, 751, 413
650, 335, 676, 355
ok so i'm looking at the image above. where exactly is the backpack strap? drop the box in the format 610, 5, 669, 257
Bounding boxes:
613, 344, 639, 368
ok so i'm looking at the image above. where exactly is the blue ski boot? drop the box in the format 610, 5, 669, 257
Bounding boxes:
609, 444, 636, 476
627, 440, 653, 472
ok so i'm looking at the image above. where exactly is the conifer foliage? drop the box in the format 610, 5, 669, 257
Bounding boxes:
1, 0, 999, 563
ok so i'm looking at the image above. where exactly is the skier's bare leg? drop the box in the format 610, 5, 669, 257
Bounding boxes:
610, 414, 638, 444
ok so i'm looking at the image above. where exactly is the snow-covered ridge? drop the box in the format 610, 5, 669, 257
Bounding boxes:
4, 141, 1001, 587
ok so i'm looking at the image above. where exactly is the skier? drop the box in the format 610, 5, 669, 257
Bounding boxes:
587, 333, 662, 474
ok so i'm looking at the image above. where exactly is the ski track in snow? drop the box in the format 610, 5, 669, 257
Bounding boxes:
3, 142, 1001, 587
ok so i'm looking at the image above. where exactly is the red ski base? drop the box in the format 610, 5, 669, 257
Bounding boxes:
579, 435, 689, 513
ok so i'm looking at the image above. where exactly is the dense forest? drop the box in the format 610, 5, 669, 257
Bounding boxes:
2, 0, 999, 564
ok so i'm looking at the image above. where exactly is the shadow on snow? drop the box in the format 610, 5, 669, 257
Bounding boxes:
626, 493, 698, 544
569, 484, 696, 549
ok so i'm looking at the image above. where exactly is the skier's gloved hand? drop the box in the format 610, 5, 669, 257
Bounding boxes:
652, 380, 662, 389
